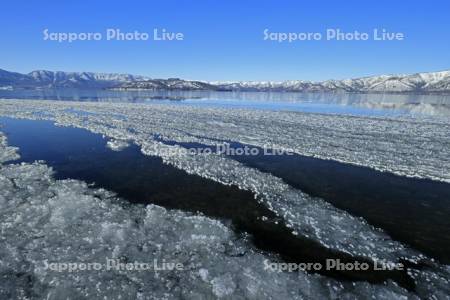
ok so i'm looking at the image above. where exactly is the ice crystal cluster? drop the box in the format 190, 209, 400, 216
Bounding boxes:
0, 131, 19, 163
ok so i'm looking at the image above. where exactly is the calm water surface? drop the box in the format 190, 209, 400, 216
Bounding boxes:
1, 88, 450, 117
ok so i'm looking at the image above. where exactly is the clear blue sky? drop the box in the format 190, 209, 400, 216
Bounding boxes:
1, 0, 449, 81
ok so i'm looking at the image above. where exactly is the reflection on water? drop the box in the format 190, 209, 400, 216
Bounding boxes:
1, 88, 449, 117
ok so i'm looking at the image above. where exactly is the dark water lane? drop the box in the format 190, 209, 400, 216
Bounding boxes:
155, 138, 450, 265
231, 144, 450, 264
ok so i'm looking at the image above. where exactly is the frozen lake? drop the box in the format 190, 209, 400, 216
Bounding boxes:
2, 116, 450, 265
0, 97, 449, 298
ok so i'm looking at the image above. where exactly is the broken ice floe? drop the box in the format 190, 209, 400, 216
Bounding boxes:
1, 99, 448, 183
106, 138, 130, 151
0, 100, 448, 264
0, 131, 19, 163
0, 100, 449, 298
0, 133, 429, 299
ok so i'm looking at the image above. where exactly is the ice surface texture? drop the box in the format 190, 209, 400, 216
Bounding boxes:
0, 100, 448, 183
0, 100, 448, 261
106, 138, 130, 151
0, 100, 449, 299
0, 132, 426, 299
0, 131, 19, 163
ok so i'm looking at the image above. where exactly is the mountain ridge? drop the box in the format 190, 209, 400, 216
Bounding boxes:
209, 70, 450, 93
1, 68, 450, 93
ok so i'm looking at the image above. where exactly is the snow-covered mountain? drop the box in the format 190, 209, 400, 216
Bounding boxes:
0, 69, 150, 88
1, 68, 450, 93
211, 70, 450, 93
29, 70, 150, 86
0, 69, 35, 86
116, 78, 218, 91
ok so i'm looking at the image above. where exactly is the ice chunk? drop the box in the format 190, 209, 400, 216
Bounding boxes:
0, 132, 19, 163
106, 138, 130, 151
